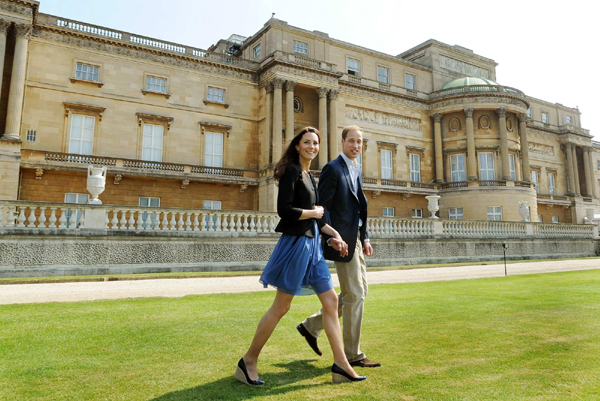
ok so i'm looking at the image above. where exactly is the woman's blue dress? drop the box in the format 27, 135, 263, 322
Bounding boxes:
260, 221, 333, 296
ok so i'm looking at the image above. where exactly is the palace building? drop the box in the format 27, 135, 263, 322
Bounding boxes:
1, 0, 598, 224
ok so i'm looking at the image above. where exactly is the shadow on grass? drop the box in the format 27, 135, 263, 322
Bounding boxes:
150, 359, 331, 401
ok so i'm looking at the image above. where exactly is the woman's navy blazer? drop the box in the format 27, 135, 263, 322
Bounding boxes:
275, 164, 325, 238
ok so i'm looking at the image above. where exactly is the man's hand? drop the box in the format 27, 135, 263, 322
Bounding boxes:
329, 237, 348, 257
363, 241, 373, 257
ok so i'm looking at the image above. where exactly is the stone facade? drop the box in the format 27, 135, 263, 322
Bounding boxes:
0, 0, 598, 224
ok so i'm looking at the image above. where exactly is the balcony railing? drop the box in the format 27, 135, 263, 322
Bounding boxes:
430, 84, 525, 100
2, 202, 596, 239
479, 180, 507, 187
441, 181, 468, 189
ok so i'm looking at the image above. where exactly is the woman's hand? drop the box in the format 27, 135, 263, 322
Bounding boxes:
329, 237, 348, 257
312, 206, 324, 219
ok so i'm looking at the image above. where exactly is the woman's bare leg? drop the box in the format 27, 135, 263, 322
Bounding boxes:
317, 288, 360, 378
242, 290, 294, 380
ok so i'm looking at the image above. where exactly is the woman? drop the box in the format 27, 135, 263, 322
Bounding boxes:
235, 127, 367, 385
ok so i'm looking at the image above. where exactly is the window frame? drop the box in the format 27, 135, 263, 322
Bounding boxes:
487, 206, 502, 221
143, 73, 170, 98
412, 209, 423, 219
509, 153, 516, 181
380, 148, 393, 179
71, 60, 103, 87
531, 170, 540, 194
347, 57, 360, 76
565, 115, 573, 124
541, 111, 549, 124
382, 207, 395, 217
142, 123, 165, 162
253, 43, 261, 59
63, 102, 105, 155
64, 193, 89, 227
203, 200, 222, 210
293, 40, 308, 55
68, 114, 96, 156
479, 152, 495, 181
204, 85, 229, 108
450, 153, 466, 182
405, 72, 416, 90
377, 66, 389, 84
448, 207, 464, 220
548, 172, 556, 195
409, 153, 421, 182
204, 131, 224, 168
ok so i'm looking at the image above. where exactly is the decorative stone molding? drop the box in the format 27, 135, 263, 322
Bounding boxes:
284, 80, 297, 92
141, 89, 171, 99
113, 174, 123, 185
14, 23, 32, 38
340, 83, 427, 110
528, 142, 554, 156
203, 99, 229, 108
64, 102, 106, 121
0, 20, 11, 34
35, 168, 43, 180
264, 81, 274, 94
261, 64, 340, 86
439, 55, 490, 79
506, 118, 514, 131
0, 2, 34, 17
346, 106, 421, 132
495, 108, 507, 118
431, 113, 443, 123
199, 121, 232, 138
181, 179, 190, 189
372, 190, 381, 199
271, 77, 285, 89
329, 89, 339, 100
402, 193, 411, 201
449, 117, 462, 131
463, 108, 474, 118
376, 141, 399, 150
518, 113, 527, 123
136, 112, 173, 130
527, 128, 560, 140
478, 115, 491, 129
406, 145, 426, 155
316, 86, 329, 98
431, 96, 529, 112
240, 183, 248, 193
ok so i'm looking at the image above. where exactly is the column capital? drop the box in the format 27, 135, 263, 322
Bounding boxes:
285, 80, 297, 92
328, 89, 339, 100
316, 86, 329, 98
264, 81, 274, 94
463, 108, 474, 118
13, 23, 32, 38
517, 113, 528, 123
431, 113, 443, 123
271, 78, 285, 89
0, 20, 11, 35
495, 107, 507, 118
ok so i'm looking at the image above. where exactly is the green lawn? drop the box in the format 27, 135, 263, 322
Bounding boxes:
1, 270, 599, 400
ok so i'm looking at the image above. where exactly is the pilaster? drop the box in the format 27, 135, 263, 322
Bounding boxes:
316, 87, 329, 169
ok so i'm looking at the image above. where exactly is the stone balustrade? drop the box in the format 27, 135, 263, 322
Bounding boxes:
2, 201, 597, 239
430, 84, 525, 99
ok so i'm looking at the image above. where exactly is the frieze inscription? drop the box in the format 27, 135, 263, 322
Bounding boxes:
440, 55, 490, 79
346, 106, 421, 131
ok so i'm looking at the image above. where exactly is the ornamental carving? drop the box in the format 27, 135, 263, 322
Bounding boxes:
528, 142, 554, 156
329, 89, 339, 100
478, 115, 491, 129
136, 112, 173, 130
340, 84, 427, 110
316, 87, 329, 98
432, 96, 528, 111
14, 23, 32, 38
463, 108, 474, 118
0, 2, 34, 17
284, 80, 297, 92
0, 20, 11, 34
439, 55, 490, 79
527, 128, 560, 140
262, 65, 339, 85
449, 117, 461, 132
346, 106, 421, 132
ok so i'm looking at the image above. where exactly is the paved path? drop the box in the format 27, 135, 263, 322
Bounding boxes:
1, 259, 598, 305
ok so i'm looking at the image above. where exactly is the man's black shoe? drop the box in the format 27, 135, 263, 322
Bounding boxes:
296, 323, 322, 356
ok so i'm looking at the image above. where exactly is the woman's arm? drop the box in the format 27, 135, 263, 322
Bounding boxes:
321, 224, 348, 257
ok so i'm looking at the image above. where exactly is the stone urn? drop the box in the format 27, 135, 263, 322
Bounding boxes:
585, 208, 596, 224
518, 201, 530, 222
87, 165, 107, 204
425, 195, 441, 219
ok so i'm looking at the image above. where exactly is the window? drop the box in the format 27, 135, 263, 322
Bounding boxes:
479, 152, 494, 180
541, 112, 548, 123
412, 209, 423, 218
377, 66, 389, 84
64, 193, 89, 228
253, 43, 261, 59
203, 200, 222, 210
383, 207, 395, 217
381, 149, 393, 179
207, 87, 225, 103
509, 154, 516, 180
139, 197, 160, 229
205, 132, 223, 168
527, 107, 532, 118
293, 41, 308, 55
551, 215, 559, 223
450, 154, 466, 182
26, 129, 36, 142
449, 208, 464, 220
548, 173, 556, 195
405, 73, 416, 90
356, 153, 363, 170
146, 75, 167, 94
409, 153, 421, 182
566, 115, 572, 124
69, 114, 95, 155
487, 206, 502, 221
531, 170, 539, 193
347, 58, 360, 76
142, 124, 164, 162
75, 62, 100, 82
293, 97, 303, 113
537, 215, 543, 222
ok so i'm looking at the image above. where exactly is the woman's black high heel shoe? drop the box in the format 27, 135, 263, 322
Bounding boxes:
234, 358, 265, 386
331, 363, 367, 383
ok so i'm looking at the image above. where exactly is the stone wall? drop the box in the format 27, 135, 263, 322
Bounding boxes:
1, 230, 598, 278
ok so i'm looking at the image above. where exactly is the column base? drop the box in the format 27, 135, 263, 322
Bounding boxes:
1, 134, 22, 143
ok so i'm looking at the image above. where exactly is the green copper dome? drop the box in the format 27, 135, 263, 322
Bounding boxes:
442, 77, 498, 89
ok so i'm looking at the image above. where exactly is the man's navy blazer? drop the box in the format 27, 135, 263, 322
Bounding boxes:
319, 155, 369, 262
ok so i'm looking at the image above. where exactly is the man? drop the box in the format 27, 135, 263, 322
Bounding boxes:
297, 125, 380, 368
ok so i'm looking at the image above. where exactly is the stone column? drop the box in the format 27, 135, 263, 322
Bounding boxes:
496, 108, 511, 180
264, 82, 273, 166
583, 146, 593, 197
586, 146, 598, 198
2, 24, 32, 141
464, 108, 477, 181
285, 80, 296, 142
432, 113, 444, 183
565, 143, 576, 195
571, 144, 581, 195
518, 113, 531, 182
316, 87, 329, 169
328, 89, 339, 160
0, 20, 11, 102
271, 78, 285, 163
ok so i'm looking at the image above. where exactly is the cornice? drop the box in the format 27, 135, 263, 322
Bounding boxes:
258, 62, 342, 88
36, 25, 258, 82
429, 93, 529, 111
339, 81, 428, 110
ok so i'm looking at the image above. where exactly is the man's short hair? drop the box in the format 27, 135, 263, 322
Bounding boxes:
341, 125, 363, 140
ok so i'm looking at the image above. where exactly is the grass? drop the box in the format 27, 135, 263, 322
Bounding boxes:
1, 270, 599, 400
